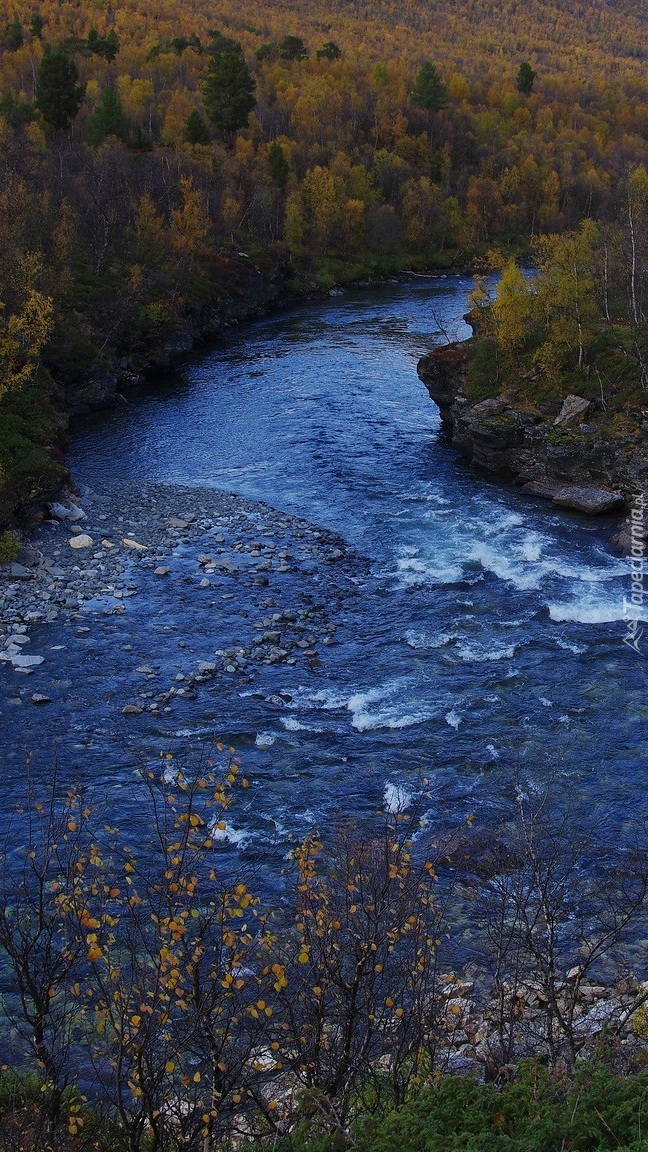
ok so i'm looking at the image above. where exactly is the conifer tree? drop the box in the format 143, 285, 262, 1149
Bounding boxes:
516, 60, 537, 95
184, 108, 211, 144
202, 40, 255, 140
84, 86, 129, 147
411, 61, 448, 110
35, 49, 85, 131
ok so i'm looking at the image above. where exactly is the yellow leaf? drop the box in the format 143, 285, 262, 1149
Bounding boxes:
165, 1061, 175, 1073
130, 1015, 141, 1027
298, 952, 309, 963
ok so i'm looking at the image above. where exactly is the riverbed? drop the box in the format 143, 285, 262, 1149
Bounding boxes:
0, 278, 645, 886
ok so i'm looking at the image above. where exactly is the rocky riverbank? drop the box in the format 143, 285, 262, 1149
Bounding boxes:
417, 341, 648, 551
58, 253, 293, 415
0, 479, 364, 714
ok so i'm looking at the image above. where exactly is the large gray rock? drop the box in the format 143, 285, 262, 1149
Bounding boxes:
520, 479, 564, 501
553, 487, 626, 515
554, 394, 591, 425
9, 563, 33, 579
49, 502, 86, 522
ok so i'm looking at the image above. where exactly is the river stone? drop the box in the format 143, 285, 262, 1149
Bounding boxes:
470, 397, 506, 417
16, 545, 40, 567
11, 653, 44, 668
123, 538, 146, 551
520, 479, 563, 501
154, 566, 170, 576
49, 501, 86, 522
69, 534, 94, 549
552, 487, 626, 515
554, 394, 591, 425
9, 562, 33, 578
31, 693, 51, 705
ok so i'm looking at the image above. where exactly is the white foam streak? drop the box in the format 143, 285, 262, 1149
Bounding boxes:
383, 783, 414, 813
208, 818, 250, 846
455, 642, 517, 663
549, 601, 645, 624
281, 716, 321, 732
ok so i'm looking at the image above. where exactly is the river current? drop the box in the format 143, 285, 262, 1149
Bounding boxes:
2, 278, 646, 877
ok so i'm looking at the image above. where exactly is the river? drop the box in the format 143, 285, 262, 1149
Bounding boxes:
1, 277, 646, 884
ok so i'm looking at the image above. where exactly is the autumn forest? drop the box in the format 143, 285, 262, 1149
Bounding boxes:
0, 0, 646, 522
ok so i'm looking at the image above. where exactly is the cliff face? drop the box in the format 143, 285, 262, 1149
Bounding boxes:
417, 343, 648, 538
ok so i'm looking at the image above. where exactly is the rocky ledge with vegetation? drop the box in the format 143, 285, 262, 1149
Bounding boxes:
418, 222, 648, 553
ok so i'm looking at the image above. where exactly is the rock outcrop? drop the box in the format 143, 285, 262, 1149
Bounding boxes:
418, 343, 648, 530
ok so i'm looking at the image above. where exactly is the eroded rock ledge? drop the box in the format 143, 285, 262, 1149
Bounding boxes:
417, 342, 648, 545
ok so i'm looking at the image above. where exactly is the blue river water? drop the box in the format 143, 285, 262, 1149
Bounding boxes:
3, 277, 647, 876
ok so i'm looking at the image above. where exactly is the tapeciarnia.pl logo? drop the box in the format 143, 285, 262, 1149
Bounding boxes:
622, 492, 646, 654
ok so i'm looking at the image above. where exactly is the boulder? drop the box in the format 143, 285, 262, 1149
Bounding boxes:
552, 487, 626, 515
69, 534, 94, 549
9, 562, 33, 578
520, 479, 564, 501
554, 394, 591, 425
49, 501, 86, 522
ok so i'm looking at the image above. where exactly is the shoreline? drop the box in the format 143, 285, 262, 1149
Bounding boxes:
417, 341, 648, 552
0, 476, 362, 707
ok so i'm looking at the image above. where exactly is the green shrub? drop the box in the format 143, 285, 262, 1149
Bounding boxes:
0, 529, 19, 562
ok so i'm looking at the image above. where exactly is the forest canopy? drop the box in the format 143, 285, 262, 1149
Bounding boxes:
0, 0, 647, 519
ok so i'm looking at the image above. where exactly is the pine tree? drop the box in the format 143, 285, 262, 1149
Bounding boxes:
268, 140, 289, 187
202, 41, 255, 140
4, 15, 23, 51
317, 41, 341, 60
410, 62, 448, 111
184, 108, 211, 145
29, 12, 43, 39
35, 49, 85, 132
279, 35, 308, 61
85, 86, 129, 147
516, 61, 537, 95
